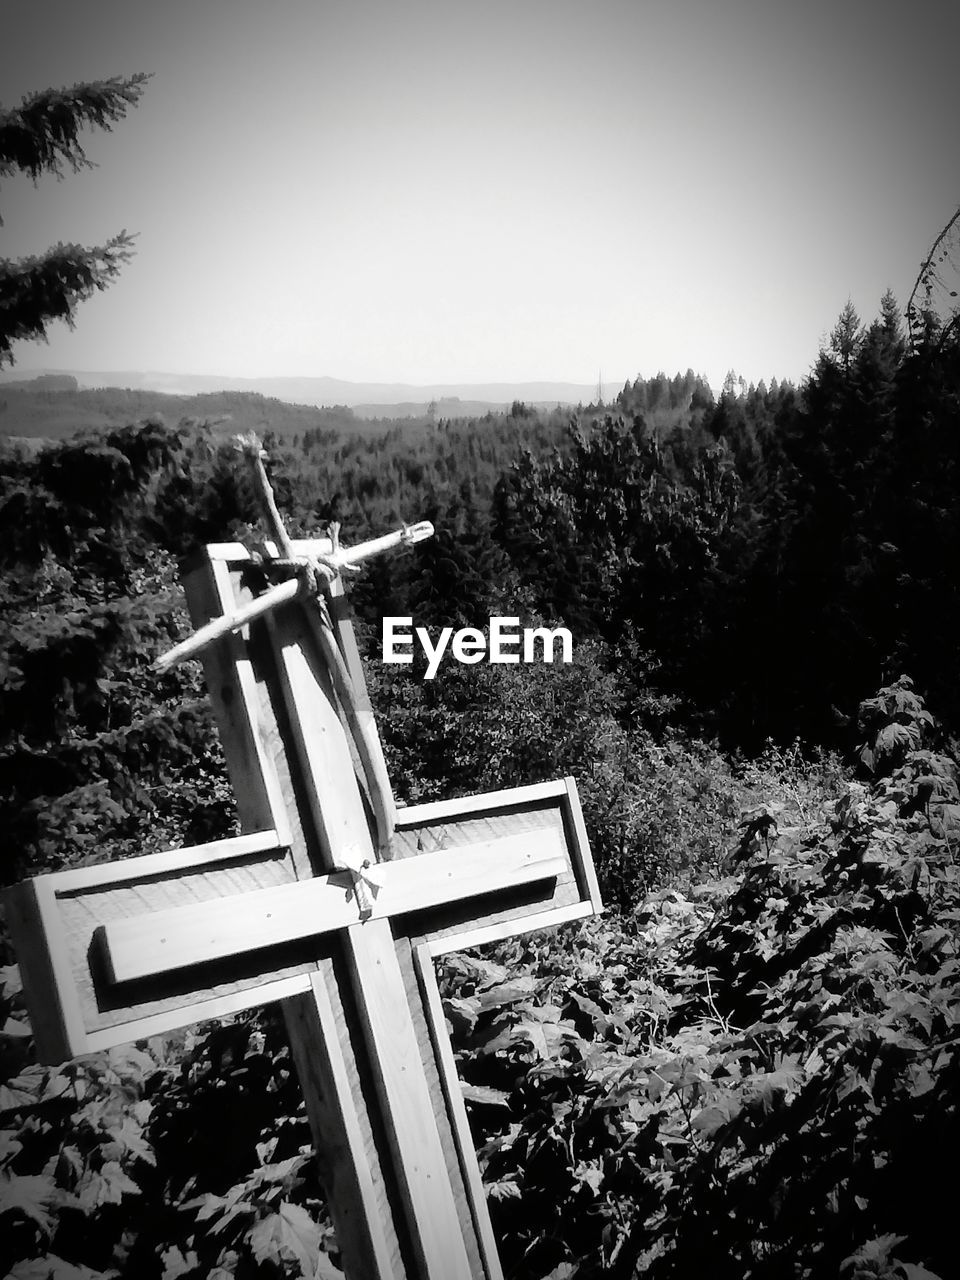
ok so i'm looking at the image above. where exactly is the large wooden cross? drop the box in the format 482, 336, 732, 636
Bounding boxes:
4, 524, 602, 1279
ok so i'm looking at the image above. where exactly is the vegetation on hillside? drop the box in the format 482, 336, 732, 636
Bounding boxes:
1, 214, 959, 1276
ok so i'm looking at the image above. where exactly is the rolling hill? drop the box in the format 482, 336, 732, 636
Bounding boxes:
0, 372, 603, 441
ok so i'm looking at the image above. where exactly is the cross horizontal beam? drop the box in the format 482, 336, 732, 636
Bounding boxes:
103, 828, 566, 982
4, 778, 595, 1062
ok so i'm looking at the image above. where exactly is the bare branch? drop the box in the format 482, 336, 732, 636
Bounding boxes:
906, 203, 960, 347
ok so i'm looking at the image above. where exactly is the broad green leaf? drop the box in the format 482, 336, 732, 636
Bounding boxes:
75, 1160, 140, 1211
6, 1255, 111, 1280
161, 1245, 200, 1279
573, 1161, 603, 1195
842, 1234, 908, 1271
539, 1263, 579, 1279
1, 1017, 32, 1039
478, 976, 539, 1009
487, 1178, 521, 1201
691, 1101, 740, 1134
443, 995, 480, 1037
315, 1251, 347, 1279
461, 1082, 511, 1107
0, 1080, 38, 1112
0, 964, 23, 996
0, 1173, 58, 1234
247, 1200, 322, 1276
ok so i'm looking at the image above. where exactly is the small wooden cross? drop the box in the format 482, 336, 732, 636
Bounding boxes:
5, 502, 602, 1278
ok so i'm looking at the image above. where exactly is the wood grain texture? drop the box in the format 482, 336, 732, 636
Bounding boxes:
424, 901, 595, 960
183, 559, 291, 845
284, 970, 405, 1280
563, 776, 604, 912
395, 780, 569, 827
395, 806, 579, 943
103, 830, 565, 982
4, 880, 80, 1062
345, 919, 475, 1280
412, 942, 504, 1280
324, 578, 396, 853
83, 973, 314, 1053
291, 586, 395, 855
55, 840, 308, 1031
36, 830, 285, 893
394, 783, 598, 945
264, 601, 374, 873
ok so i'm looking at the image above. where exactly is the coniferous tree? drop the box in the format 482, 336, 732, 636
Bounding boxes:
0, 74, 150, 366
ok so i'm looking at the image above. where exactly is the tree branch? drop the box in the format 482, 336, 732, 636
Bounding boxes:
0, 234, 136, 366
0, 73, 151, 182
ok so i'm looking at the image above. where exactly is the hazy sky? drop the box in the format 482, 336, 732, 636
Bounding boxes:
2, 0, 957, 391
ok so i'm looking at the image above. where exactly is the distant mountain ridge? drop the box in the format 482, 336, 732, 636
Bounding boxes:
0, 381, 588, 444
0, 368, 609, 410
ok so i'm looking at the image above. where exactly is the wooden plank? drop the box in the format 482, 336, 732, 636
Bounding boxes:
260, 537, 333, 559
35, 843, 314, 1042
204, 539, 337, 563
395, 804, 581, 946
563, 776, 604, 913
394, 938, 486, 1279
4, 879, 85, 1061
412, 943, 504, 1280
345, 919, 474, 1280
182, 558, 292, 845
324, 578, 396, 846
210, 558, 294, 844
203, 542, 255, 562
290, 584, 396, 855
27, 830, 285, 895
424, 900, 595, 959
328, 588, 371, 696
265, 603, 372, 873
103, 830, 566, 982
284, 971, 405, 1280
394, 780, 600, 942
395, 779, 569, 828
83, 972, 314, 1053
211, 533, 423, 565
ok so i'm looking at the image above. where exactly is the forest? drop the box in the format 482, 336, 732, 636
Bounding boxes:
1, 274, 959, 1280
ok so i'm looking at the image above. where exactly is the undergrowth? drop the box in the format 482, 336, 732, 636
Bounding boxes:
0, 680, 956, 1279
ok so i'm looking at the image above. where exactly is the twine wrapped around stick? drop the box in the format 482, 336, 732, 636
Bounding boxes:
155, 433, 434, 871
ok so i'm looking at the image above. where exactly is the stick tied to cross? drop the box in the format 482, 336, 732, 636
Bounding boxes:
156, 433, 432, 892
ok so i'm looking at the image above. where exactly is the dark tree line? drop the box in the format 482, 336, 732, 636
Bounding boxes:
2, 286, 957, 862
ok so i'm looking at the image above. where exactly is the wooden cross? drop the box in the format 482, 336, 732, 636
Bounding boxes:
4, 520, 602, 1278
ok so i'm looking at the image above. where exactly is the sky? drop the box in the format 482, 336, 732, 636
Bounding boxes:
2, 0, 958, 393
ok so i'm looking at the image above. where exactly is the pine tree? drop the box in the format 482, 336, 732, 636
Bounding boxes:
0, 74, 150, 366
